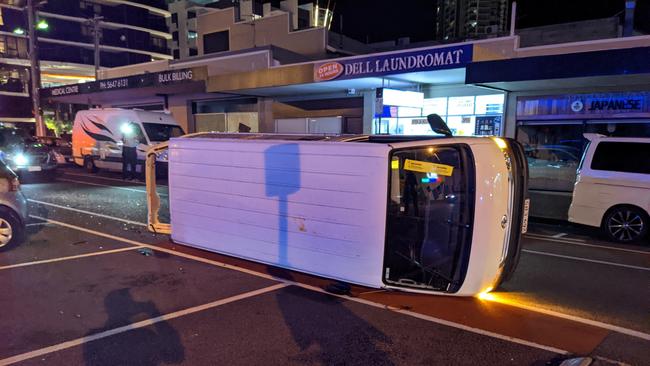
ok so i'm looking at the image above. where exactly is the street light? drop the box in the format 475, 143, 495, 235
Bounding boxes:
36, 19, 48, 30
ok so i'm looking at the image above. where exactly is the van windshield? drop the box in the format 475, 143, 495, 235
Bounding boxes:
142, 123, 184, 142
383, 145, 474, 293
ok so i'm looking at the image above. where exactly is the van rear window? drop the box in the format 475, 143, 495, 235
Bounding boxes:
591, 142, 650, 174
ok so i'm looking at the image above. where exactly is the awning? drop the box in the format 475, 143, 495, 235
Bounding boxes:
41, 66, 208, 105
466, 46, 650, 91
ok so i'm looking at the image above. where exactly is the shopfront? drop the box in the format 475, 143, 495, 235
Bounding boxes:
375, 89, 504, 136
515, 92, 650, 219
311, 43, 506, 137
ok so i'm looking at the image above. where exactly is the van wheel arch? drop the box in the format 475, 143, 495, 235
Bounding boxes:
600, 204, 649, 243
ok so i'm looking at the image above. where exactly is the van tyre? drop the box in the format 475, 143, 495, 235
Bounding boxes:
0, 207, 23, 249
602, 206, 648, 243
84, 157, 98, 173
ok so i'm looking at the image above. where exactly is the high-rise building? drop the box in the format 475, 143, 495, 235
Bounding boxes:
0, 0, 172, 124
436, 0, 509, 41
168, 0, 335, 60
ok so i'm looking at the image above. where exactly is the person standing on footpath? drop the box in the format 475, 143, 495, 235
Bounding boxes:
121, 123, 139, 181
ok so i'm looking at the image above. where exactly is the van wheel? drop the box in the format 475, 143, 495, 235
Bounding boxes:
84, 157, 98, 173
602, 206, 648, 243
0, 207, 23, 249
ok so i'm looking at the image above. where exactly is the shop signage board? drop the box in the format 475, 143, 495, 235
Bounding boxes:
42, 67, 207, 98
475, 116, 501, 136
313, 44, 473, 82
517, 92, 650, 119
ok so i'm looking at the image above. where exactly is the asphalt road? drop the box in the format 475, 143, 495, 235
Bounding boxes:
1, 166, 648, 365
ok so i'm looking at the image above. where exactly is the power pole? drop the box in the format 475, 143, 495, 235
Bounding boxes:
26, 0, 46, 136
88, 15, 104, 80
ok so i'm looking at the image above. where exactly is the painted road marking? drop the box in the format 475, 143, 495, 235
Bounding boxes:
523, 249, 650, 272
57, 177, 168, 197
25, 222, 50, 227
525, 233, 650, 255
486, 296, 650, 342
29, 216, 650, 352
0, 246, 142, 271
551, 233, 567, 238
0, 283, 289, 366
526, 233, 586, 243
27, 199, 147, 227
62, 171, 168, 187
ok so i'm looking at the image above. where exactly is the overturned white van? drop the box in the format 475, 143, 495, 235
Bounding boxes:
146, 131, 529, 296
72, 108, 184, 173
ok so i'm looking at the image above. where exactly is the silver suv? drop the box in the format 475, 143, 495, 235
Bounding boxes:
0, 159, 27, 248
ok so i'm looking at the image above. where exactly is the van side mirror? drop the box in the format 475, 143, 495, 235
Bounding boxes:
427, 114, 453, 137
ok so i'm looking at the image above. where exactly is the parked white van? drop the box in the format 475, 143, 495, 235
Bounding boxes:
72, 108, 184, 173
569, 134, 650, 243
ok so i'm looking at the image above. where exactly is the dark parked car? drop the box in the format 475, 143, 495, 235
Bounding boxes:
36, 134, 73, 163
0, 158, 27, 248
0, 127, 58, 180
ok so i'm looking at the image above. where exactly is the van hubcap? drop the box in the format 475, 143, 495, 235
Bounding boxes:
0, 218, 13, 247
608, 210, 644, 242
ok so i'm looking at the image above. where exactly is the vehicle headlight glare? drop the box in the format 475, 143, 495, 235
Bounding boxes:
120, 123, 134, 135
14, 153, 29, 166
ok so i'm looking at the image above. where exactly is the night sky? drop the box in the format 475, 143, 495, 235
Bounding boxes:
328, 0, 648, 43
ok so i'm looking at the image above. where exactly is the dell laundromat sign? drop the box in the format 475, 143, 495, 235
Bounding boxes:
313, 44, 473, 82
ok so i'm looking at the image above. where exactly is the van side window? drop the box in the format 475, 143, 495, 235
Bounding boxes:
591, 142, 650, 174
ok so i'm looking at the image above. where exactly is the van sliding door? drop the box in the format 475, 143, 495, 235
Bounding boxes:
383, 144, 475, 293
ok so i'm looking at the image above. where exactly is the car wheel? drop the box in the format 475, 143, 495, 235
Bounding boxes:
602, 206, 648, 243
0, 207, 23, 249
84, 156, 98, 173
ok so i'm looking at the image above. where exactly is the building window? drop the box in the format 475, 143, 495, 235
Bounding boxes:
80, 24, 102, 41
0, 66, 28, 94
172, 31, 179, 42
151, 36, 166, 49
187, 11, 196, 19
80, 1, 101, 15
189, 48, 198, 56
171, 13, 178, 25
173, 49, 180, 59
203, 30, 229, 54
253, 0, 264, 16
187, 31, 197, 39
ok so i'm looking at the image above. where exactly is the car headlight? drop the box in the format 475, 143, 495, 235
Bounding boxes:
13, 153, 29, 166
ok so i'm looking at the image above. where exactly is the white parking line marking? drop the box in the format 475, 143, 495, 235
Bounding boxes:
551, 233, 567, 238
27, 199, 147, 227
0, 246, 142, 271
62, 171, 167, 187
57, 177, 168, 196
30, 217, 650, 353
522, 249, 650, 271
526, 233, 586, 243
524, 234, 650, 255
0, 283, 288, 366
